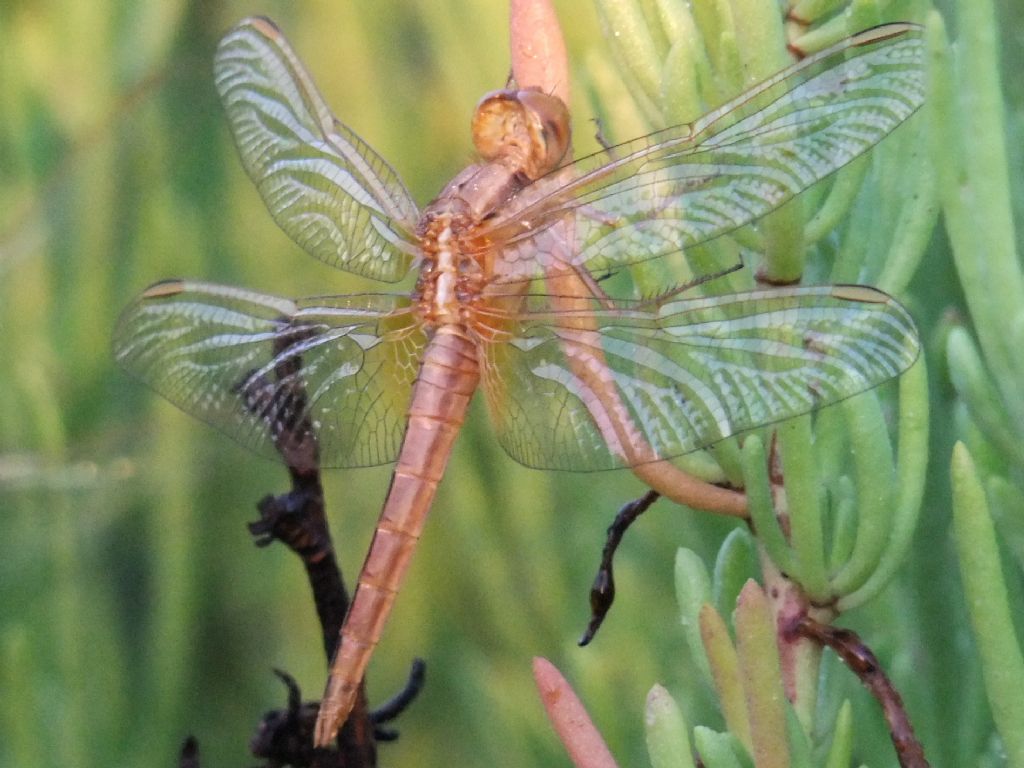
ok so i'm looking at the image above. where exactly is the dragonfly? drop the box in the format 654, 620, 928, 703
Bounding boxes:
114, 16, 924, 746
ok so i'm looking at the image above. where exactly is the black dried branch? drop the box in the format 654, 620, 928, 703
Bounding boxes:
239, 328, 379, 767
250, 670, 319, 767
179, 736, 200, 768
791, 616, 930, 768
370, 658, 427, 741
249, 487, 349, 658
249, 669, 409, 767
241, 323, 350, 657
234, 323, 322, 474
579, 490, 660, 645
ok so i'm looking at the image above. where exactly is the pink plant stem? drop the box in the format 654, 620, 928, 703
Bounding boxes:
533, 658, 619, 768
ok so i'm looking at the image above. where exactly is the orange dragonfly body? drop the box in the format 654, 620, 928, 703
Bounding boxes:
115, 17, 925, 745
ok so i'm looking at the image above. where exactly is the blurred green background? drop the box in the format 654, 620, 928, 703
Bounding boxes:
0, 1, 1021, 767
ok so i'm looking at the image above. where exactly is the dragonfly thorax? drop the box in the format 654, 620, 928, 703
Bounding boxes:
415, 212, 489, 327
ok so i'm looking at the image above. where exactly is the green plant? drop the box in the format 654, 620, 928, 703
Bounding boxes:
532, 0, 1021, 766
1, 0, 1022, 766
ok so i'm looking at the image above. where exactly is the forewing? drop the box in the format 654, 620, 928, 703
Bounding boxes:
215, 17, 420, 282
478, 286, 918, 470
114, 281, 426, 470
484, 24, 925, 281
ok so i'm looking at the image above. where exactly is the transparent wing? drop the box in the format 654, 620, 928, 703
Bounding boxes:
483, 24, 925, 281
114, 281, 427, 470
477, 286, 918, 470
215, 17, 421, 282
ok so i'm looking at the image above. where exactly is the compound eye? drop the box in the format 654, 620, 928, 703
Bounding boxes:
517, 89, 571, 176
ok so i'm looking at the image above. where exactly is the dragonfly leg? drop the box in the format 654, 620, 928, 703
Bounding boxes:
578, 490, 661, 646
591, 116, 616, 155
633, 257, 747, 309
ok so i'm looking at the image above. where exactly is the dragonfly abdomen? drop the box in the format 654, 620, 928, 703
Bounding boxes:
314, 327, 480, 746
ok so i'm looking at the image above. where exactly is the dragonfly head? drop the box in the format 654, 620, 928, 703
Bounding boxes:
472, 88, 570, 180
